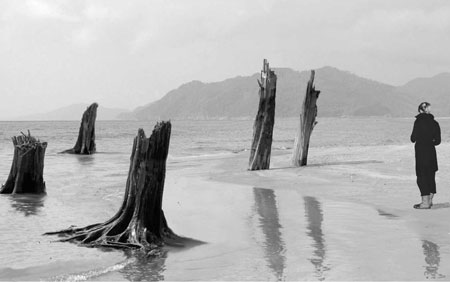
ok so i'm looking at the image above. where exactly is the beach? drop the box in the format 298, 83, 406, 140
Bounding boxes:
163, 143, 450, 280
105, 142, 450, 280
2, 1, 450, 280
1, 118, 450, 280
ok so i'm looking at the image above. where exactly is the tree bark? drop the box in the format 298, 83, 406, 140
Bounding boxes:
62, 103, 98, 154
0, 131, 47, 194
292, 70, 320, 166
45, 121, 181, 252
248, 59, 277, 170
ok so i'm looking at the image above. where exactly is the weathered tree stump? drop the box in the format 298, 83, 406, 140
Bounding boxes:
62, 103, 98, 154
248, 59, 277, 170
292, 70, 320, 166
0, 131, 47, 194
45, 121, 181, 251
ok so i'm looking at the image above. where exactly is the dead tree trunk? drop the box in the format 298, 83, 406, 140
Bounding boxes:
62, 103, 98, 154
248, 59, 277, 171
45, 121, 181, 251
0, 131, 47, 194
292, 70, 320, 166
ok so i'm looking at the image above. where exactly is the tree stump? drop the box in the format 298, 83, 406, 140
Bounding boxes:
45, 121, 181, 252
248, 59, 277, 170
62, 103, 98, 154
0, 131, 47, 194
292, 70, 320, 166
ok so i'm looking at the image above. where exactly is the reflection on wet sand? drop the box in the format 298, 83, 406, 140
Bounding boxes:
8, 194, 45, 216
253, 187, 286, 281
120, 250, 167, 281
304, 196, 330, 280
118, 235, 203, 281
422, 240, 446, 279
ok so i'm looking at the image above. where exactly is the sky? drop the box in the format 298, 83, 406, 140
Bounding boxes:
1, 0, 450, 119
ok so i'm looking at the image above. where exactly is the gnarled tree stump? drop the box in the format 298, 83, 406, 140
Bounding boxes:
45, 121, 181, 252
62, 103, 98, 154
248, 59, 277, 171
292, 70, 320, 166
0, 131, 47, 194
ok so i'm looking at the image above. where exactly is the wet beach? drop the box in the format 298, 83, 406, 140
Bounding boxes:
1, 119, 450, 280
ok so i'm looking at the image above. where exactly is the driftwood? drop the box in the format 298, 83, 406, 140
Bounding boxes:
292, 70, 320, 166
45, 121, 181, 252
248, 59, 277, 170
62, 103, 98, 154
0, 131, 47, 194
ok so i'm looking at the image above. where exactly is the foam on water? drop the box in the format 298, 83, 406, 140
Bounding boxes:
49, 258, 136, 282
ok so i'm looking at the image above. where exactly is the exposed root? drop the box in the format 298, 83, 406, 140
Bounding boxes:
44, 219, 178, 253
45, 122, 185, 254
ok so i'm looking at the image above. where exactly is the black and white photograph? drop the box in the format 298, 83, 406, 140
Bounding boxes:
1, 0, 450, 281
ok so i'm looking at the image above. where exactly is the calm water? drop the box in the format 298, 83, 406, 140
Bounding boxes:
0, 118, 449, 281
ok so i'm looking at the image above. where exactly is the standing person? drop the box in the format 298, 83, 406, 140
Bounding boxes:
410, 102, 441, 209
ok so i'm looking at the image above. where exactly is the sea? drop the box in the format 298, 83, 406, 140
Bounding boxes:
0, 117, 449, 281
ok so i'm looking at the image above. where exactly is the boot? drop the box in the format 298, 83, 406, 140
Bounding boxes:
414, 195, 431, 209
430, 193, 434, 207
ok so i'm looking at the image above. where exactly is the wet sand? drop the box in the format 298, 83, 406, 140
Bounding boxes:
159, 143, 450, 280
2, 143, 450, 281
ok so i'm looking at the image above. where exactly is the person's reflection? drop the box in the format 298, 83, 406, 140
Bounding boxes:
304, 196, 329, 280
253, 187, 286, 281
9, 194, 45, 216
119, 250, 167, 281
422, 240, 446, 279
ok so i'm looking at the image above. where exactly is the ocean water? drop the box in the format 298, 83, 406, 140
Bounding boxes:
0, 118, 449, 281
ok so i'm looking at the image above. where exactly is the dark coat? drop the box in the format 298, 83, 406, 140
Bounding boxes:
410, 113, 441, 175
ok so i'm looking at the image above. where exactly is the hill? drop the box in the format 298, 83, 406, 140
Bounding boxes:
15, 103, 129, 121
128, 66, 448, 120
392, 72, 450, 117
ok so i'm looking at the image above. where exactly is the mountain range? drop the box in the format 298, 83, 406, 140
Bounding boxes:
124, 66, 450, 120
14, 66, 450, 120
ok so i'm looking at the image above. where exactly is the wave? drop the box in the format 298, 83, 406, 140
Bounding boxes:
273, 146, 292, 151
48, 258, 135, 282
168, 151, 235, 162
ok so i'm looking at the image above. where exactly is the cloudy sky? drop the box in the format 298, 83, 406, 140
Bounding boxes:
0, 0, 449, 119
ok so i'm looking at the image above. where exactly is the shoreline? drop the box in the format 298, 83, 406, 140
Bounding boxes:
2, 140, 450, 280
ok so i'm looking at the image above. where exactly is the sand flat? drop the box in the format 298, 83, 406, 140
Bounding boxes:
2, 142, 450, 281
159, 143, 450, 280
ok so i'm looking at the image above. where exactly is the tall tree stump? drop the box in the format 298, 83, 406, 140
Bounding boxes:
292, 70, 320, 166
45, 121, 181, 252
62, 103, 98, 154
0, 131, 47, 194
248, 59, 277, 170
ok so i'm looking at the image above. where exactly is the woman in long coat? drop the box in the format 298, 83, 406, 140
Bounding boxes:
410, 102, 441, 209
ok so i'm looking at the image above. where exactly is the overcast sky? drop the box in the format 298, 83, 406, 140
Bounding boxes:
1, 0, 449, 119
